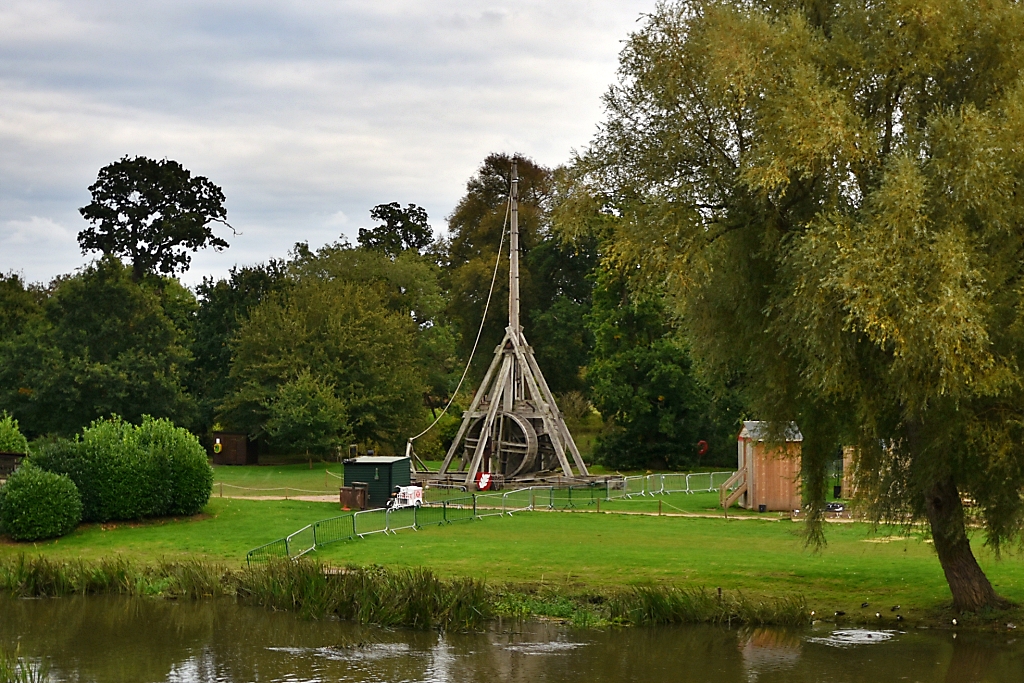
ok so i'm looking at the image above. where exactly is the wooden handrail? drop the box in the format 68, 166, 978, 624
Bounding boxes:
719, 469, 747, 509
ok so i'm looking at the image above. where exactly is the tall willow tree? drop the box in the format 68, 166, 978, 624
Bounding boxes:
575, 0, 1024, 611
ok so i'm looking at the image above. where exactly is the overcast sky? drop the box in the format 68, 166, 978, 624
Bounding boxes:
0, 0, 653, 286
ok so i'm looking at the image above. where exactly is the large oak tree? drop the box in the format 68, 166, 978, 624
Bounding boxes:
575, 0, 1024, 611
79, 156, 231, 282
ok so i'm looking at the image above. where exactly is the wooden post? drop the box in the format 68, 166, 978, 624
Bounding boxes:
659, 499, 662, 516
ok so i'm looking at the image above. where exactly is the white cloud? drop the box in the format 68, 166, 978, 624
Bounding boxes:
0, 0, 654, 285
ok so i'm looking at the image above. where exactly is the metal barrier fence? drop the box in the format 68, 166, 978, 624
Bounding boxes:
624, 475, 647, 498
606, 478, 627, 500
627, 471, 739, 497
474, 491, 507, 517
286, 524, 316, 559
246, 537, 288, 565
386, 506, 418, 533
246, 474, 738, 565
353, 508, 389, 537
443, 496, 476, 522
313, 515, 355, 547
710, 471, 733, 490
423, 484, 469, 503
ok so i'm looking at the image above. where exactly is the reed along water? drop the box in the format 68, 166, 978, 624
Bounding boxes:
1, 594, 1022, 682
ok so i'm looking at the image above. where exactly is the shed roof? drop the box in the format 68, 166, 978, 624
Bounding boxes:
738, 421, 803, 442
344, 456, 410, 464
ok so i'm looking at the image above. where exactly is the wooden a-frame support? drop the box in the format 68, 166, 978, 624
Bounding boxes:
437, 160, 589, 487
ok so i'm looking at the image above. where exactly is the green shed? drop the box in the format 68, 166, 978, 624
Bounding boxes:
343, 456, 411, 507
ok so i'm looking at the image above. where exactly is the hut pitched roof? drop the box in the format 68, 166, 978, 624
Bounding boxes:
739, 421, 803, 442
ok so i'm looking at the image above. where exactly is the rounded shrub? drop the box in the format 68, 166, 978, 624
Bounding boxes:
32, 416, 213, 522
0, 413, 29, 454
137, 416, 213, 516
0, 462, 82, 541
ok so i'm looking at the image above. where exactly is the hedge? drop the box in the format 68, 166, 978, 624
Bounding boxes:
32, 416, 213, 523
0, 413, 28, 454
137, 416, 213, 516
0, 462, 82, 541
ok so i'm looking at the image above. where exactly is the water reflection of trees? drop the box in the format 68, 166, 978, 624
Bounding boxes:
2, 596, 1023, 683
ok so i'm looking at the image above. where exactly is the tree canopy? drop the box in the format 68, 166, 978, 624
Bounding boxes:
358, 203, 433, 257
0, 259, 195, 436
79, 156, 231, 282
574, 0, 1024, 610
217, 246, 429, 449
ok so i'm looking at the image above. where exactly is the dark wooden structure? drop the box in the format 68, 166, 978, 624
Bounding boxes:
343, 456, 411, 508
0, 452, 24, 479
339, 483, 369, 510
210, 432, 258, 466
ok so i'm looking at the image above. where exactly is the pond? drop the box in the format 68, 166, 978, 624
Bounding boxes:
1, 595, 1022, 682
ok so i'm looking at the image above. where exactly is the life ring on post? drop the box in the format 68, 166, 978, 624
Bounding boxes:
696, 440, 709, 456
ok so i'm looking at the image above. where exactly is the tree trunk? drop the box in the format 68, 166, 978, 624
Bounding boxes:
924, 475, 1007, 612
131, 260, 144, 283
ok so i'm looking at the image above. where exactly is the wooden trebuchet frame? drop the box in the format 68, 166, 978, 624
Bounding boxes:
438, 160, 589, 486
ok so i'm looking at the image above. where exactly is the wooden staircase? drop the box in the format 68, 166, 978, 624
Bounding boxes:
719, 469, 747, 510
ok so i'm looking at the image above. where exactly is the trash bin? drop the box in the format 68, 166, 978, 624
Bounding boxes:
758, 504, 767, 513
833, 485, 842, 499
339, 484, 368, 510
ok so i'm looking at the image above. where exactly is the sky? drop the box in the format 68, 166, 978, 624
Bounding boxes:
0, 0, 654, 286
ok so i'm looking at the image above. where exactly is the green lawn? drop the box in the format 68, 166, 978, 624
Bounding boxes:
315, 511, 1024, 617
0, 498, 338, 563
5, 493, 1022, 620
212, 462, 342, 495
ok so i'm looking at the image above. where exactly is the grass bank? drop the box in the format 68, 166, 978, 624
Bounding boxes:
0, 498, 338, 563
2, 496, 1023, 628
0, 554, 809, 630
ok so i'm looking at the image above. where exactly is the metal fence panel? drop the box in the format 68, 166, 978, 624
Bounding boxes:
660, 473, 688, 494
286, 524, 315, 559
711, 471, 734, 490
646, 474, 664, 495
474, 492, 505, 517
569, 484, 601, 507
386, 506, 418, 533
606, 478, 627, 500
423, 485, 468, 503
686, 472, 712, 493
416, 503, 447, 527
313, 515, 354, 547
624, 475, 646, 498
444, 496, 476, 523
550, 486, 574, 509
353, 509, 388, 537
246, 537, 288, 567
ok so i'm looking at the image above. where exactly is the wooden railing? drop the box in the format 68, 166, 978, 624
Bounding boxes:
719, 469, 747, 510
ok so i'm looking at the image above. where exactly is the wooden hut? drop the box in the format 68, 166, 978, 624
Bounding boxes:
210, 432, 258, 465
720, 421, 802, 512
343, 456, 411, 508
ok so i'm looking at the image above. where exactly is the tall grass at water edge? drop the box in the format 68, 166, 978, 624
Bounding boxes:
0, 555, 230, 599
0, 555, 808, 630
0, 647, 48, 683
238, 560, 490, 630
608, 586, 809, 627
494, 585, 809, 628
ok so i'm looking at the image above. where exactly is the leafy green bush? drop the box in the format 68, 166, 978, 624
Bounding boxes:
0, 413, 28, 454
32, 416, 212, 522
0, 462, 82, 541
137, 416, 213, 516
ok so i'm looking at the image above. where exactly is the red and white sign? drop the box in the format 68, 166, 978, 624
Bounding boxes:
475, 473, 492, 491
